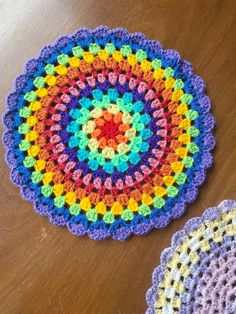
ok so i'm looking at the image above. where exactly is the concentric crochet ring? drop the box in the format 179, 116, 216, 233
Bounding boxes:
146, 200, 236, 314
3, 26, 215, 240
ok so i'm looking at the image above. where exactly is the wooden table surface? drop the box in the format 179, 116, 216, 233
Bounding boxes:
0, 1, 236, 313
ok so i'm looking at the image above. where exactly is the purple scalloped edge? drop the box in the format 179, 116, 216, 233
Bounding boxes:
145, 199, 236, 313
2, 26, 215, 241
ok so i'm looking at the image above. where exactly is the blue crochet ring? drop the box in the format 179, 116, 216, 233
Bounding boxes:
3, 26, 215, 240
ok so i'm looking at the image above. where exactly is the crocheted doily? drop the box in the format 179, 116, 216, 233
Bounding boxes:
146, 200, 236, 313
3, 26, 215, 240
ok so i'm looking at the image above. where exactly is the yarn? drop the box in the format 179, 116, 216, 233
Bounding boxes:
146, 200, 236, 314
3, 26, 215, 240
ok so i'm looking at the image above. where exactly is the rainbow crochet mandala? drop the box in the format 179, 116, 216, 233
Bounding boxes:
3, 26, 215, 240
146, 200, 236, 314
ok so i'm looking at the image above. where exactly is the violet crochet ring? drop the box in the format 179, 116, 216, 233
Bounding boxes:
3, 26, 215, 240
146, 200, 236, 314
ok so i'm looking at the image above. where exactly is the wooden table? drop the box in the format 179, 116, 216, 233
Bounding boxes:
1, 1, 236, 313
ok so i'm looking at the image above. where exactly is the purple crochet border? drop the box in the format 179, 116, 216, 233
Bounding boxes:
2, 26, 215, 240
146, 199, 236, 313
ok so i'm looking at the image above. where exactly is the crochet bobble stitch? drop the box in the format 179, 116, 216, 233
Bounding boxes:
146, 200, 236, 314
3, 26, 215, 240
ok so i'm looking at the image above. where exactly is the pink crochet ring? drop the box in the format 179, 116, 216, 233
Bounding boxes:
146, 199, 236, 313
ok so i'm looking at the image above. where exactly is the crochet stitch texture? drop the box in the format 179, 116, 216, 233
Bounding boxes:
3, 26, 215, 240
146, 200, 236, 314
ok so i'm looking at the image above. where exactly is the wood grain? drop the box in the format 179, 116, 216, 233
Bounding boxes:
0, 1, 236, 313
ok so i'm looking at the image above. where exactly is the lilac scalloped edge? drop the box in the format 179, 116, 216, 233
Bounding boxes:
145, 199, 236, 313
2, 26, 215, 240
